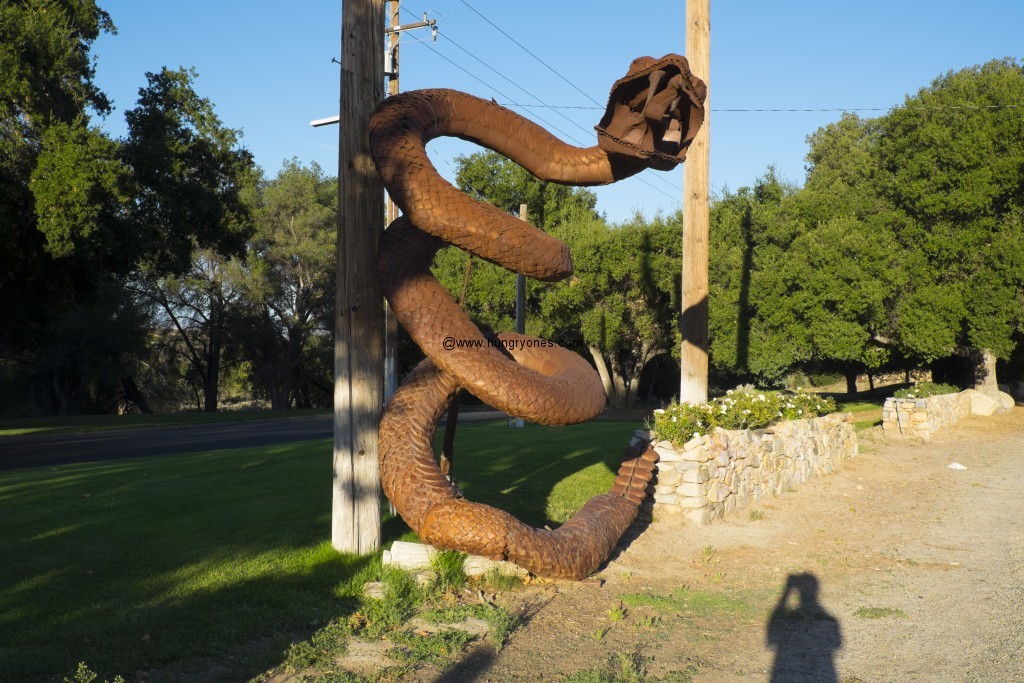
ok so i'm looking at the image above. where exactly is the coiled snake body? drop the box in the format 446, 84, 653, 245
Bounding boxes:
371, 55, 706, 579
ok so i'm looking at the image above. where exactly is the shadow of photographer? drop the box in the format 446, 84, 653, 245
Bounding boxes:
766, 572, 842, 682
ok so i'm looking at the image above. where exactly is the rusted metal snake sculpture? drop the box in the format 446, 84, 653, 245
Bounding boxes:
371, 55, 706, 580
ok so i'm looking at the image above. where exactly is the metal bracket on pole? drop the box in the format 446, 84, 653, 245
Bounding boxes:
314, 11, 436, 127
384, 12, 437, 36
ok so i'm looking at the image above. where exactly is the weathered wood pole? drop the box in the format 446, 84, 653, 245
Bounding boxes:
516, 203, 528, 336
333, 0, 385, 553
511, 203, 528, 428
680, 0, 710, 404
384, 0, 400, 403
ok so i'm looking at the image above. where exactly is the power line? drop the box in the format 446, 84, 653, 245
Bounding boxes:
456, 0, 603, 108
398, 6, 597, 148
441, 3, 685, 202
497, 103, 1024, 113
403, 44, 680, 205
404, 37, 589, 149
400, 6, 682, 207
415, 13, 595, 139
425, 27, 687, 202
716, 104, 1024, 112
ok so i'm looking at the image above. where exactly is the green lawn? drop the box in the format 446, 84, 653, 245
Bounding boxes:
0, 408, 331, 437
823, 385, 910, 431
0, 418, 640, 682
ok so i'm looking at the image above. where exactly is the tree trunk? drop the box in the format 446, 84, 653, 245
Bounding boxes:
203, 340, 220, 412
606, 355, 629, 409
867, 373, 875, 395
52, 375, 69, 416
285, 325, 305, 409
971, 348, 999, 396
623, 348, 654, 409
609, 370, 628, 408
625, 374, 641, 408
844, 369, 858, 395
588, 346, 615, 406
120, 377, 152, 414
203, 379, 218, 412
269, 383, 289, 411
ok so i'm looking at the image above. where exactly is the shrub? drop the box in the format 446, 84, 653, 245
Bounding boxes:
808, 371, 843, 387
893, 381, 959, 399
783, 370, 811, 390
649, 387, 837, 446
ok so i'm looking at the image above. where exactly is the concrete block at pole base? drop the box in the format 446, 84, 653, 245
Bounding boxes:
383, 540, 528, 577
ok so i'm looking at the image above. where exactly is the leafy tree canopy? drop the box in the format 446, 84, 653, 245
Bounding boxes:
236, 159, 338, 409
121, 67, 257, 276
0, 0, 117, 351
454, 150, 599, 229
878, 58, 1024, 360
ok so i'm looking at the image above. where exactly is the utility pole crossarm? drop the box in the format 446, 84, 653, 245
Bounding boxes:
384, 14, 436, 35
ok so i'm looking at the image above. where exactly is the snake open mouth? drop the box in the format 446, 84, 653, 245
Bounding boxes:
371, 55, 705, 580
597, 54, 707, 170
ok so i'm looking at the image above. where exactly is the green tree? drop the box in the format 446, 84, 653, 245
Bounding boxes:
236, 160, 337, 409
455, 150, 600, 229
431, 150, 603, 343
776, 216, 905, 394
0, 0, 118, 353
1, 7, 264, 415
434, 214, 680, 408
26, 280, 153, 415
432, 151, 680, 407
0, 1, 159, 414
123, 67, 257, 412
121, 67, 255, 275
708, 170, 811, 385
791, 116, 910, 392
876, 58, 1024, 390
137, 250, 246, 412
538, 213, 680, 407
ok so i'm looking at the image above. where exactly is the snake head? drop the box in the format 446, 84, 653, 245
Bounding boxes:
596, 54, 706, 171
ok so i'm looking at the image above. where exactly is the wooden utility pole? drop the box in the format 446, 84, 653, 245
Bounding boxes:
510, 203, 528, 428
384, 0, 401, 403
680, 0, 710, 404
333, 0, 385, 554
515, 204, 528, 336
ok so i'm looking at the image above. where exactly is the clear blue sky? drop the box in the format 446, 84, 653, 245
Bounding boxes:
93, 1, 1024, 223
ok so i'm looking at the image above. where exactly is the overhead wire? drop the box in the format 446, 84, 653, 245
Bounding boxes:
444, 2, 686, 204
429, 30, 692, 202
456, 0, 604, 109
399, 4, 684, 207
398, 28, 589, 146
498, 103, 1024, 113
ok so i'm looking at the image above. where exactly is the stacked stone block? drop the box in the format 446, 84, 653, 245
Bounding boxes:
636, 413, 857, 526
881, 392, 971, 440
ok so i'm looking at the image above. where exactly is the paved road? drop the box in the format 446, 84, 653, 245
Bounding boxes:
0, 416, 334, 470
0, 411, 507, 471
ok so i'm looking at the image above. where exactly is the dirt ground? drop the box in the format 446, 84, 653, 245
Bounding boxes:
437, 408, 1024, 682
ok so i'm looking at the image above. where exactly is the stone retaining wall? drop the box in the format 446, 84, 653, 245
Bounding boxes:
637, 413, 857, 526
881, 391, 971, 440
